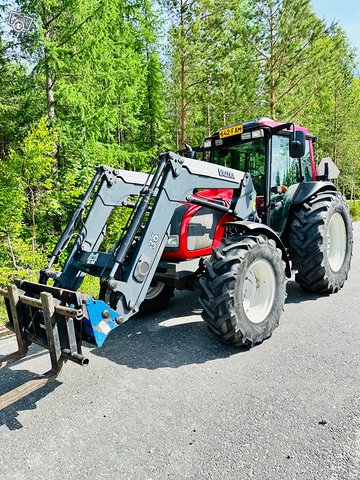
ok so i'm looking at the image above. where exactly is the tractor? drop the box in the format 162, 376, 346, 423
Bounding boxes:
0, 117, 353, 409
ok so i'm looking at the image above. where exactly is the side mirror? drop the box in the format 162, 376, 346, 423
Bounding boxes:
184, 143, 196, 159
316, 157, 340, 180
289, 130, 306, 158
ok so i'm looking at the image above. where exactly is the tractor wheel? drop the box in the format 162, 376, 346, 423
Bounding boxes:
137, 280, 175, 316
199, 235, 287, 347
289, 191, 352, 293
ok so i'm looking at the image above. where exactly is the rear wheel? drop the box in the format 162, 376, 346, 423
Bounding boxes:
199, 235, 286, 347
138, 280, 175, 316
289, 191, 352, 293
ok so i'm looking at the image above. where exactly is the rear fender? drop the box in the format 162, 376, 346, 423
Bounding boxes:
280, 182, 338, 243
224, 221, 291, 278
291, 181, 336, 205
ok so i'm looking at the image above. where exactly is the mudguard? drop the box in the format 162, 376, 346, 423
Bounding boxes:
223, 220, 292, 278
292, 181, 336, 205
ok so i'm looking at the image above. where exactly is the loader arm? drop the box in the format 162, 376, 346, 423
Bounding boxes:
48, 151, 254, 343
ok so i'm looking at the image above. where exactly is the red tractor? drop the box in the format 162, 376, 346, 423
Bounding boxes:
144, 118, 352, 346
0, 117, 352, 409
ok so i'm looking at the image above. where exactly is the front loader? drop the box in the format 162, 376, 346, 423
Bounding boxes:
0, 118, 353, 410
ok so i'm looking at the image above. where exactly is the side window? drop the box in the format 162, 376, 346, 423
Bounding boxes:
300, 140, 312, 181
271, 135, 300, 187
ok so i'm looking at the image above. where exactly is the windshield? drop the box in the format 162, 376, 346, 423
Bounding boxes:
210, 138, 266, 195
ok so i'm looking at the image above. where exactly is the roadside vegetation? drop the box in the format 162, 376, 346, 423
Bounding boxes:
349, 200, 360, 221
0, 0, 359, 316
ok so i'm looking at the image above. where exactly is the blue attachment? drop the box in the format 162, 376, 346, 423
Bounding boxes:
84, 298, 119, 347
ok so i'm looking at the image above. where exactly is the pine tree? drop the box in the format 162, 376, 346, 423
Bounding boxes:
244, 0, 327, 120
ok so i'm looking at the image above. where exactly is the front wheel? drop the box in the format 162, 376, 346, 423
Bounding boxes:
137, 280, 175, 316
199, 235, 287, 347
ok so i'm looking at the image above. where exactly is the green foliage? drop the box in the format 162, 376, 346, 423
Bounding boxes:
349, 201, 360, 221
165, 0, 256, 146
14, 117, 58, 188
0, 304, 6, 325
0, 118, 58, 283
0, 0, 358, 311
0, 158, 24, 240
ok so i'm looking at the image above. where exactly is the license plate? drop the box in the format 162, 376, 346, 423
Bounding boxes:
219, 124, 243, 139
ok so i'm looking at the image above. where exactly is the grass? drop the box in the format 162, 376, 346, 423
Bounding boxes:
0, 303, 7, 326
0, 267, 39, 325
349, 200, 360, 221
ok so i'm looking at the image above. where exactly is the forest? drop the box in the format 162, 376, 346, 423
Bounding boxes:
0, 0, 359, 287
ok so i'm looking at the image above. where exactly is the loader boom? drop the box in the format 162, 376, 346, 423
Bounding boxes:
43, 152, 254, 333
0, 151, 256, 409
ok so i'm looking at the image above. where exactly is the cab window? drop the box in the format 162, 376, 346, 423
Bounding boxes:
271, 135, 299, 188
271, 135, 312, 187
211, 138, 266, 195
300, 140, 312, 181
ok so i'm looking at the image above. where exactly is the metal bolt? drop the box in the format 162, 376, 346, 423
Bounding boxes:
102, 310, 110, 319
174, 168, 180, 177
108, 279, 118, 290
115, 316, 124, 325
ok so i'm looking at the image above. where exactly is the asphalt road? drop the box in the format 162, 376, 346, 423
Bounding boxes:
0, 224, 359, 480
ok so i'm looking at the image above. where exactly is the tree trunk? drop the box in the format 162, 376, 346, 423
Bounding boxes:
43, 6, 55, 121
181, 56, 186, 145
7, 237, 18, 270
0, 135, 5, 161
207, 103, 211, 136
180, 0, 187, 146
332, 88, 339, 165
270, 85, 275, 119
269, 8, 276, 119
46, 69, 55, 121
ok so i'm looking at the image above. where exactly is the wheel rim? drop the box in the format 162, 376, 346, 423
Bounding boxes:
242, 259, 276, 324
327, 212, 347, 272
145, 281, 165, 300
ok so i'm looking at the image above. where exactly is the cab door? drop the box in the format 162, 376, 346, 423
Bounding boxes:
269, 134, 312, 234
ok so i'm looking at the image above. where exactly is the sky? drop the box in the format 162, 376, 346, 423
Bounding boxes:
312, 0, 360, 68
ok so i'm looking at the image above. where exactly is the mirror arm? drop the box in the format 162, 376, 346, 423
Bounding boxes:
269, 122, 293, 136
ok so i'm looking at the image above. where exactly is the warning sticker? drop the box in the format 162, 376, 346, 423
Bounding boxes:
98, 320, 111, 335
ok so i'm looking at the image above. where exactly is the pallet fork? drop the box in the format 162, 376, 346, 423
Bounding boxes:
0, 283, 88, 411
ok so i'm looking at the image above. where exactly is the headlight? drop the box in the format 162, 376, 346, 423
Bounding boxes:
166, 235, 179, 248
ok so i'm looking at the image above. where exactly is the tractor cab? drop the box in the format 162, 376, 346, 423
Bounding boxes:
203, 117, 317, 235
164, 118, 317, 260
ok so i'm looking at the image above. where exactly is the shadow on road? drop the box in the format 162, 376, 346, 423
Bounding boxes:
0, 346, 61, 431
91, 290, 248, 369
91, 280, 329, 369
285, 279, 330, 304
